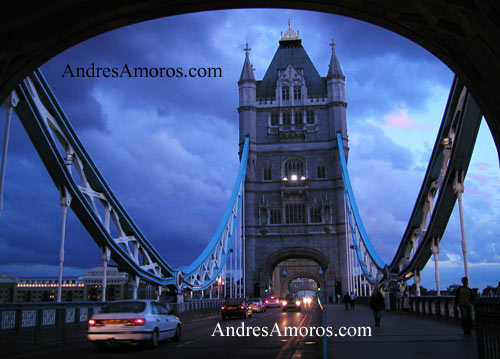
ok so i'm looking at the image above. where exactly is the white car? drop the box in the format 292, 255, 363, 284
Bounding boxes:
87, 300, 181, 349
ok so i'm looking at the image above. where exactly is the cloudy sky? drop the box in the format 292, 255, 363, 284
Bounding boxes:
1, 9, 499, 291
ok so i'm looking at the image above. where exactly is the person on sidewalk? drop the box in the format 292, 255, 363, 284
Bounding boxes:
342, 293, 350, 311
370, 287, 385, 327
402, 287, 410, 313
454, 277, 474, 335
349, 291, 356, 310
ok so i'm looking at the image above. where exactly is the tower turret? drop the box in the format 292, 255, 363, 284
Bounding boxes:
327, 38, 347, 139
238, 43, 257, 148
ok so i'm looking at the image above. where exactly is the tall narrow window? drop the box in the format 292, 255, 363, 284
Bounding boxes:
270, 209, 282, 224
285, 203, 305, 224
310, 207, 322, 223
284, 158, 304, 178
294, 86, 302, 100
282, 112, 291, 125
317, 165, 326, 179
263, 166, 272, 181
270, 112, 279, 126
282, 86, 290, 100
294, 111, 303, 124
306, 111, 315, 124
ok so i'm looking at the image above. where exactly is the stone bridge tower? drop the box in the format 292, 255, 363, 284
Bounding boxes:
238, 21, 349, 302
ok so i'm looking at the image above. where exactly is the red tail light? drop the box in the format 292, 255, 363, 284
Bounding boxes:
88, 319, 105, 326
265, 300, 269, 304
240, 305, 245, 309
126, 318, 146, 326
221, 306, 226, 310
276, 299, 280, 303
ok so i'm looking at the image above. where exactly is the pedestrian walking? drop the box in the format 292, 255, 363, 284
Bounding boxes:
454, 277, 474, 335
402, 287, 410, 313
342, 293, 350, 311
370, 287, 385, 327
349, 291, 356, 310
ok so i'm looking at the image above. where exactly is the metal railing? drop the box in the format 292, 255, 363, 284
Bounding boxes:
0, 299, 224, 346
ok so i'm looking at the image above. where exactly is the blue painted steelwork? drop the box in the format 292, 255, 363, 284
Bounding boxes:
337, 132, 386, 283
336, 76, 482, 284
13, 69, 249, 290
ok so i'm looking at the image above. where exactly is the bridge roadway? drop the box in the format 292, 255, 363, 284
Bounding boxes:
3, 302, 478, 359
4, 304, 322, 359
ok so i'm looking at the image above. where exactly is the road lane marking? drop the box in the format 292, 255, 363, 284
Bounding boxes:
275, 309, 312, 359
177, 340, 194, 347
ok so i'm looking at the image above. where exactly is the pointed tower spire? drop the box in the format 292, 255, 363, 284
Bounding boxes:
239, 43, 255, 83
327, 38, 344, 79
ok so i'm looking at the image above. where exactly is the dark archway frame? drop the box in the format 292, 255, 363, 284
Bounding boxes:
2, 1, 500, 162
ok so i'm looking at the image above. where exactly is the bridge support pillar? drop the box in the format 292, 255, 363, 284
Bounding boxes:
57, 187, 71, 302
432, 238, 441, 296
454, 171, 470, 280
131, 276, 139, 299
414, 270, 421, 296
0, 91, 18, 216
101, 246, 110, 301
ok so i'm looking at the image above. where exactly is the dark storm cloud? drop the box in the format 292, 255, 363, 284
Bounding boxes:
1, 9, 497, 288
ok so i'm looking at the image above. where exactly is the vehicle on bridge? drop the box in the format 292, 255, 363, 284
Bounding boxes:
221, 298, 253, 319
248, 297, 266, 312
264, 295, 281, 308
282, 295, 301, 312
87, 300, 181, 349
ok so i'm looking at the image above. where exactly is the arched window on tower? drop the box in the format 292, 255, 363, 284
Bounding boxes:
284, 158, 305, 178
294, 86, 302, 100
317, 165, 326, 179
263, 166, 272, 181
282, 86, 290, 100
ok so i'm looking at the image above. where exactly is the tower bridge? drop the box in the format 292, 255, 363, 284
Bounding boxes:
0, 19, 483, 303
0, 12, 495, 358
239, 23, 348, 301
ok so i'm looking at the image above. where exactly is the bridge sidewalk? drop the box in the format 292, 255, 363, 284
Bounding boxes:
323, 303, 477, 359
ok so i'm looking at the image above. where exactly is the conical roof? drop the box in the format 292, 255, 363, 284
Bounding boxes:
256, 39, 326, 99
327, 40, 344, 79
239, 43, 255, 83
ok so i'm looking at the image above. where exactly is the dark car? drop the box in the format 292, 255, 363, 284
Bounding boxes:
282, 295, 301, 312
221, 298, 253, 319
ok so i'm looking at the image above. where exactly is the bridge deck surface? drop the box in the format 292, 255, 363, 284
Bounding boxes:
324, 303, 477, 359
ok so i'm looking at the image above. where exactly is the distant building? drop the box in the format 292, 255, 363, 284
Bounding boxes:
0, 272, 85, 303
0, 266, 129, 303
82, 266, 129, 301
0, 273, 18, 303
482, 282, 500, 297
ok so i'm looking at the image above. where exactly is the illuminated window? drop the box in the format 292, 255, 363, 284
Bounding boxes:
284, 158, 304, 178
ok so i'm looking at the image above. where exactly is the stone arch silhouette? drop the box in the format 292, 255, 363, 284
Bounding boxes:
261, 247, 329, 278
281, 272, 324, 296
